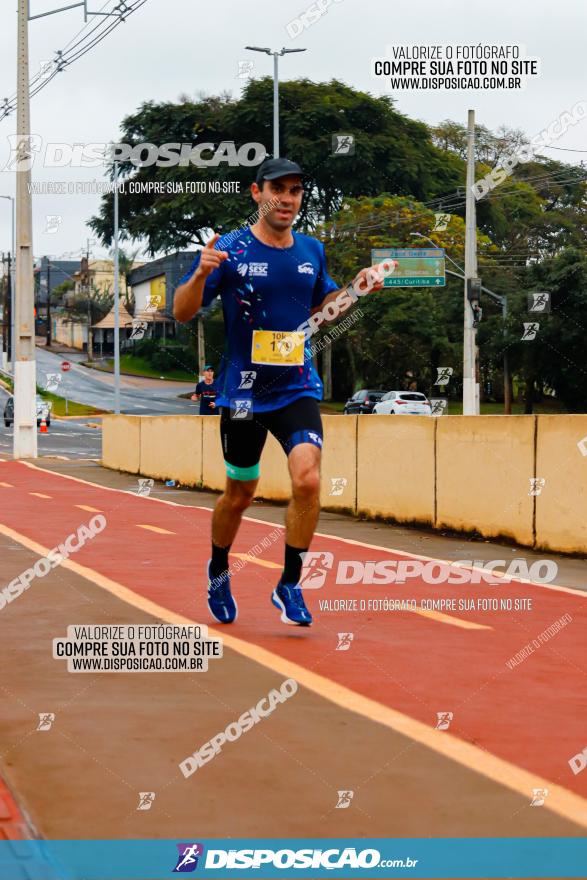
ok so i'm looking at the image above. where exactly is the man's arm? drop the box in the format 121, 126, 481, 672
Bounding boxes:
173, 233, 228, 323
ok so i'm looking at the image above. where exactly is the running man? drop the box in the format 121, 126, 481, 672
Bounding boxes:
191, 364, 218, 414
173, 157, 384, 626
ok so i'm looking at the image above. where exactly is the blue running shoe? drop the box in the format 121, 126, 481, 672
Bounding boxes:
271, 580, 313, 626
207, 560, 237, 623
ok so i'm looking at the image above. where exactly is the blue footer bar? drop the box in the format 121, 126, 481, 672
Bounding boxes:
1, 838, 585, 879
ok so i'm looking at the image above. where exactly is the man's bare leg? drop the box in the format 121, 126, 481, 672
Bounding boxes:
212, 476, 258, 550
282, 443, 321, 583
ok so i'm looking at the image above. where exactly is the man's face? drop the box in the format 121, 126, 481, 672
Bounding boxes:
251, 174, 304, 232
204, 369, 214, 382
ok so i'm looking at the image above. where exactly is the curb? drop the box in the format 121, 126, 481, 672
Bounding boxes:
0, 775, 35, 840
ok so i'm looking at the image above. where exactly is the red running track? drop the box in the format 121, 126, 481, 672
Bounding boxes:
1, 460, 586, 800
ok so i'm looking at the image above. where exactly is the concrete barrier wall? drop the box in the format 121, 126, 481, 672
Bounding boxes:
535, 415, 587, 554
101, 415, 141, 474
101, 413, 587, 555
357, 415, 435, 524
140, 416, 203, 486
436, 416, 535, 547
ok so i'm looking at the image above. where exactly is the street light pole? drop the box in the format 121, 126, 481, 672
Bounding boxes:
245, 46, 306, 158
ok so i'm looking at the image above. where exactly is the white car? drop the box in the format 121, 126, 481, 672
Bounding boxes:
372, 391, 432, 416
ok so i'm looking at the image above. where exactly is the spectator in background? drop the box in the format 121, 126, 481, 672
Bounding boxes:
191, 365, 218, 414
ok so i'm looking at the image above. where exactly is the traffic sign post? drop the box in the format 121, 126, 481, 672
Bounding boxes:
61, 361, 70, 414
372, 247, 446, 287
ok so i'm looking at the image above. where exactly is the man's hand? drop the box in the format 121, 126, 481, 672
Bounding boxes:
196, 232, 229, 279
190, 394, 199, 401
209, 401, 216, 409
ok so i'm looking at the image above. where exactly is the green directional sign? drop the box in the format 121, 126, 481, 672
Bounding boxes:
371, 247, 446, 287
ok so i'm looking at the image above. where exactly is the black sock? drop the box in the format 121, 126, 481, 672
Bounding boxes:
282, 543, 307, 585
210, 542, 231, 579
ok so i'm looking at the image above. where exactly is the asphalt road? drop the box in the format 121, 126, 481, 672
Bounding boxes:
34, 346, 198, 416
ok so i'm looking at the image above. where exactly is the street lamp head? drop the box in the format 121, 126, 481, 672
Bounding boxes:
280, 48, 307, 54
245, 46, 272, 54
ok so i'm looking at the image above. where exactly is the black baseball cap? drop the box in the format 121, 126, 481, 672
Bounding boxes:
255, 157, 306, 185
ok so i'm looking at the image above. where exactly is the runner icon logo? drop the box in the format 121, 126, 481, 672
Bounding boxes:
336, 632, 354, 651
37, 712, 55, 731
329, 477, 348, 496
137, 792, 156, 811
299, 551, 334, 589
530, 788, 549, 806
335, 790, 354, 809
436, 711, 453, 730
173, 843, 204, 873
231, 400, 253, 420
238, 370, 256, 389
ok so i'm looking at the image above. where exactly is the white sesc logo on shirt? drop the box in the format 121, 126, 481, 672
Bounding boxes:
248, 262, 268, 277
297, 261, 315, 275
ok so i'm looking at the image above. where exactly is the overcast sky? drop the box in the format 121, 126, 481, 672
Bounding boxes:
0, 0, 584, 261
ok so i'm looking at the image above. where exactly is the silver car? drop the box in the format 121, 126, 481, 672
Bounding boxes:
3, 395, 52, 427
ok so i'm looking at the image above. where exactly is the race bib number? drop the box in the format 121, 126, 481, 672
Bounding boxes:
251, 330, 305, 366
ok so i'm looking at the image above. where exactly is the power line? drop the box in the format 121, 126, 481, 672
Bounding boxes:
0, 0, 147, 123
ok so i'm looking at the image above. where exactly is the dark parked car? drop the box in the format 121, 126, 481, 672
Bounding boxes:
343, 389, 386, 415
3, 395, 51, 428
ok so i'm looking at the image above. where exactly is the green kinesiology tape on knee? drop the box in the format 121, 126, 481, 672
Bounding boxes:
224, 460, 260, 481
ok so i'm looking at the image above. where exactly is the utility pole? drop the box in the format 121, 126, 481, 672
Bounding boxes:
46, 258, 51, 347
197, 315, 205, 375
113, 161, 121, 414
463, 109, 480, 416
83, 237, 95, 361
13, 0, 37, 458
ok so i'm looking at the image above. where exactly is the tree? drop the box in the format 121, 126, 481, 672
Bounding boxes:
89, 79, 464, 254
